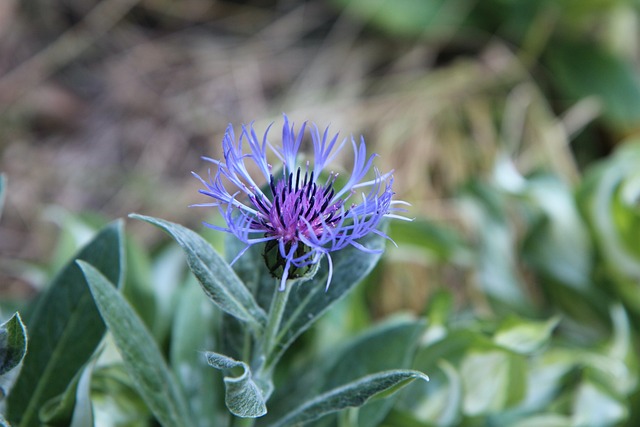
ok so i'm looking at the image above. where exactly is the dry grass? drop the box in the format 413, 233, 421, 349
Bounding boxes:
0, 0, 596, 310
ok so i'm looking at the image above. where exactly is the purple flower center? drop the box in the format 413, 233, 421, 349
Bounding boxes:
249, 167, 346, 244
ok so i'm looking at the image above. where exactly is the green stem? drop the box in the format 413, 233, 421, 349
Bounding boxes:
261, 281, 292, 372
231, 416, 256, 427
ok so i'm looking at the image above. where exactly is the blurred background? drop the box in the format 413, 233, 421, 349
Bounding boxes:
2, 0, 640, 425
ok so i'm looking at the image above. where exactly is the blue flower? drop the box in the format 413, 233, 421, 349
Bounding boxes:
193, 115, 408, 290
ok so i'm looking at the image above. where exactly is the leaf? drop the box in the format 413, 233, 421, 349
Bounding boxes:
129, 214, 267, 334
78, 261, 194, 427
546, 40, 640, 131
494, 315, 560, 354
38, 358, 95, 427
7, 221, 124, 427
171, 278, 223, 426
330, 0, 474, 39
410, 360, 462, 427
268, 370, 428, 427
205, 351, 267, 418
460, 349, 527, 415
0, 313, 27, 377
389, 219, 466, 262
573, 379, 628, 426
270, 229, 387, 366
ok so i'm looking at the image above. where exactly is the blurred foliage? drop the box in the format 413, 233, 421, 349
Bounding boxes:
2, 0, 640, 425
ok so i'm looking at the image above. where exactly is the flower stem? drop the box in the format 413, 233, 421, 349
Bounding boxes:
231, 416, 256, 427
261, 280, 291, 371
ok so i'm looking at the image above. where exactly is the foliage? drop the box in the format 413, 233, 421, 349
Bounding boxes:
2, 134, 640, 425
2, 1, 640, 425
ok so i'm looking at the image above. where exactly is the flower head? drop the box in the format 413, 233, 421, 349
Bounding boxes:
193, 115, 408, 290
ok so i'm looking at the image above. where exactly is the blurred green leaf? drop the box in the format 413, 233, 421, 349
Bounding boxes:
459, 183, 530, 311
44, 208, 104, 275
546, 40, 640, 131
171, 277, 223, 427
511, 414, 573, 427
205, 351, 267, 418
122, 237, 157, 336
522, 175, 593, 290
494, 315, 559, 354
400, 360, 462, 427
0, 313, 27, 377
460, 348, 527, 415
78, 261, 194, 427
91, 364, 151, 426
130, 214, 267, 334
573, 379, 628, 426
578, 141, 640, 311
389, 219, 467, 262
331, 0, 474, 39
7, 221, 124, 427
269, 370, 428, 427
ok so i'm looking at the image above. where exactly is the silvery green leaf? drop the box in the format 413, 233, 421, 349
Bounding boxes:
78, 261, 194, 427
205, 351, 267, 418
7, 221, 124, 427
269, 370, 428, 427
0, 313, 27, 377
269, 229, 386, 367
130, 214, 267, 334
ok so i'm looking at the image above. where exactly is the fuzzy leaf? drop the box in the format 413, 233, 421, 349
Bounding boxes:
130, 214, 267, 334
205, 351, 267, 418
269, 370, 428, 427
7, 221, 124, 427
0, 313, 27, 377
78, 261, 193, 427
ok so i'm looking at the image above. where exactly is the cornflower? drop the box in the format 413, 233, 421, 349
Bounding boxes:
193, 115, 408, 290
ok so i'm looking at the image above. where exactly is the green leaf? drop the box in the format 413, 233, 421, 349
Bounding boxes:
78, 261, 194, 427
458, 183, 530, 311
271, 229, 387, 366
130, 214, 267, 334
494, 315, 560, 354
205, 351, 267, 418
546, 40, 640, 131
269, 370, 428, 427
389, 219, 467, 262
0, 313, 27, 377
330, 0, 474, 39
407, 360, 462, 427
7, 221, 124, 427
573, 379, 628, 426
460, 349, 527, 415
171, 278, 223, 426
38, 358, 95, 427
